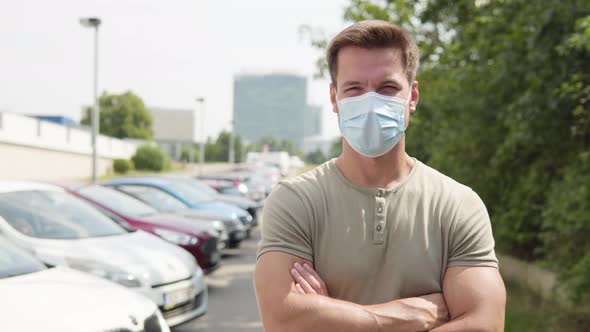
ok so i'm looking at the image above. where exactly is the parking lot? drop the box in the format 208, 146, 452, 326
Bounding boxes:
0, 158, 287, 331
174, 229, 262, 332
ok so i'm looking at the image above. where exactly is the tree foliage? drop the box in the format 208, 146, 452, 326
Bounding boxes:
334, 0, 590, 302
81, 91, 153, 139
204, 131, 244, 163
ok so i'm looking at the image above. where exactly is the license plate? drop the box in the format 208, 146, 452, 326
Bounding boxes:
163, 286, 194, 310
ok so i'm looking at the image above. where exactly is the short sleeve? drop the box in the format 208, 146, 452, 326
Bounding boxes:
256, 183, 314, 262
447, 189, 498, 268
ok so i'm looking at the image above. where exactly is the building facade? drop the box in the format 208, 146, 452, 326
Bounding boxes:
233, 74, 309, 148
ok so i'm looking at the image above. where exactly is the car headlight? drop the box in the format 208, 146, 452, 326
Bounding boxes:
237, 183, 248, 194
66, 258, 143, 288
211, 221, 227, 237
153, 228, 199, 246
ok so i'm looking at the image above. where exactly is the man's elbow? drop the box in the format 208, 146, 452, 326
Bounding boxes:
461, 313, 504, 332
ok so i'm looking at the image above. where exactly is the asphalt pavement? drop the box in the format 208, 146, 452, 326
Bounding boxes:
173, 228, 263, 332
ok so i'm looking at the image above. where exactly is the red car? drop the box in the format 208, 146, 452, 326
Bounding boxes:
59, 183, 223, 274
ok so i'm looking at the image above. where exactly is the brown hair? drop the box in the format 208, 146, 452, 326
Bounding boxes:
327, 20, 419, 86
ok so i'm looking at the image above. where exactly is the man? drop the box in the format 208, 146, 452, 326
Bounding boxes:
255, 20, 505, 331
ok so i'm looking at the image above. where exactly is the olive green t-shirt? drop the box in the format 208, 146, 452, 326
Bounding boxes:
257, 158, 498, 305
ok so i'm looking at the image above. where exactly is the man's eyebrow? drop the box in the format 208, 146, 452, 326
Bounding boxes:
380, 79, 403, 86
341, 81, 362, 88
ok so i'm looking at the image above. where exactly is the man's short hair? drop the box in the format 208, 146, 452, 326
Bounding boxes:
327, 20, 420, 86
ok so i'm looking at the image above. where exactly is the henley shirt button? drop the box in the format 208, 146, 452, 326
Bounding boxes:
377, 207, 383, 213
376, 224, 383, 232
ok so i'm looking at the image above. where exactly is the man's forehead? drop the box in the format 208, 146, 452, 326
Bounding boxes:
336, 47, 406, 85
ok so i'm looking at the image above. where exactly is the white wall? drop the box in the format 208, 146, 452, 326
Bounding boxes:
0, 111, 144, 180
0, 111, 141, 159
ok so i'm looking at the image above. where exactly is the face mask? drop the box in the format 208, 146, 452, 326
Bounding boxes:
337, 91, 410, 158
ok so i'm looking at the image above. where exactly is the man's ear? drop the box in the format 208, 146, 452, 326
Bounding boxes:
330, 83, 338, 114
409, 81, 419, 113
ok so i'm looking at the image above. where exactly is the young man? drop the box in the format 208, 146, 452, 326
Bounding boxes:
255, 20, 505, 331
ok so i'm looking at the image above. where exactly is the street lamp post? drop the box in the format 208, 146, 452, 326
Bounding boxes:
79, 17, 101, 183
196, 97, 206, 175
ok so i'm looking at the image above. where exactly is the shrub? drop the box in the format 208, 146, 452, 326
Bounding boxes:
541, 152, 590, 304
131, 144, 169, 171
113, 159, 134, 174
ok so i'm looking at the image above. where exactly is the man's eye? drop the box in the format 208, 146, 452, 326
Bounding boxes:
379, 86, 398, 94
346, 87, 360, 92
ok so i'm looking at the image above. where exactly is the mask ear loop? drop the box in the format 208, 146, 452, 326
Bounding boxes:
402, 92, 413, 132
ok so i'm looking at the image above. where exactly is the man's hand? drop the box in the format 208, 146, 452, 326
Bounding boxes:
290, 261, 449, 330
290, 262, 329, 296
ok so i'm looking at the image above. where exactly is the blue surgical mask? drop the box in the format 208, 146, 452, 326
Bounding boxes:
337, 91, 410, 158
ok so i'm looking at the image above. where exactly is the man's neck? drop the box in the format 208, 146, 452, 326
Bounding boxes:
335, 137, 415, 189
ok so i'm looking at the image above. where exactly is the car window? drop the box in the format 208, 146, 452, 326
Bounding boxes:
0, 241, 46, 278
165, 181, 215, 204
77, 185, 157, 218
114, 185, 189, 212
186, 179, 220, 197
0, 190, 127, 239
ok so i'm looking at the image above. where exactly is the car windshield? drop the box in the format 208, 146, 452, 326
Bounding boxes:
0, 240, 46, 278
115, 185, 189, 213
187, 179, 220, 197
165, 181, 215, 204
77, 185, 157, 218
0, 190, 127, 239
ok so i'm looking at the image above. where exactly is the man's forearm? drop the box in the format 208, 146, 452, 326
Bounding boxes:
263, 293, 427, 332
430, 313, 502, 332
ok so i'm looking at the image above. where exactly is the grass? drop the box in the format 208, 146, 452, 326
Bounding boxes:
504, 280, 589, 332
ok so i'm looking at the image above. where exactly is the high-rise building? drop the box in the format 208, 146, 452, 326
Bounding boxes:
233, 74, 308, 147
305, 105, 322, 138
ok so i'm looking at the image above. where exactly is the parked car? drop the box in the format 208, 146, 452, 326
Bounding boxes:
176, 177, 263, 228
198, 172, 267, 201
63, 183, 224, 273
0, 239, 170, 332
109, 183, 246, 248
104, 177, 254, 238
0, 181, 207, 327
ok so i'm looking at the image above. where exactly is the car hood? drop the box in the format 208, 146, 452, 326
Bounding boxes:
0, 267, 165, 332
34, 231, 196, 286
142, 213, 216, 235
190, 200, 249, 218
216, 194, 260, 209
175, 209, 234, 223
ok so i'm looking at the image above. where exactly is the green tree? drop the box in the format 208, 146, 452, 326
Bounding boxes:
329, 137, 343, 158
81, 91, 153, 139
204, 131, 244, 162
306, 149, 327, 165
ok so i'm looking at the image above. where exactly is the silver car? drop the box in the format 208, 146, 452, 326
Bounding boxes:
0, 181, 207, 327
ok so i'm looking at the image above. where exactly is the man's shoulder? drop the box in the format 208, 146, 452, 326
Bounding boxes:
277, 160, 335, 195
414, 161, 478, 203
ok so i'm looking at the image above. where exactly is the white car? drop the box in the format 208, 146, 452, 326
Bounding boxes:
0, 239, 170, 332
0, 181, 207, 327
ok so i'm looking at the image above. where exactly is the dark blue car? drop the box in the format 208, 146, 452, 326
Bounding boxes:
104, 177, 254, 241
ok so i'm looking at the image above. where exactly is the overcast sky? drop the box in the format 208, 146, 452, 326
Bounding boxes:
0, 0, 349, 140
